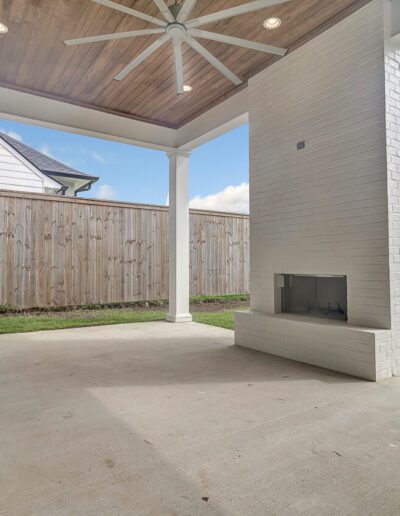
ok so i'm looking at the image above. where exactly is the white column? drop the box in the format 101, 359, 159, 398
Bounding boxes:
166, 151, 192, 323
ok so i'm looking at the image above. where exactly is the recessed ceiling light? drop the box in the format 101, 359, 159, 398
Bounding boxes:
0, 23, 8, 34
183, 84, 192, 93
263, 17, 281, 30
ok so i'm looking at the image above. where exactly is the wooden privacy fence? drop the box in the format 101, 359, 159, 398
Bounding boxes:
0, 190, 249, 308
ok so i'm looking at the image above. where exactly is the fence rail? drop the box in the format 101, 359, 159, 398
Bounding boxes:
0, 190, 249, 308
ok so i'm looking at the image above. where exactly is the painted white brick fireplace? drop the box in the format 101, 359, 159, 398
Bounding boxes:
236, 0, 400, 381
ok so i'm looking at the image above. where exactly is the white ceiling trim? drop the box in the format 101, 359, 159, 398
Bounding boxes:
0, 87, 177, 152
0, 86, 248, 154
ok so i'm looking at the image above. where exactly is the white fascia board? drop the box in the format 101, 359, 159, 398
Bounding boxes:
0, 87, 176, 152
175, 88, 248, 152
0, 135, 61, 190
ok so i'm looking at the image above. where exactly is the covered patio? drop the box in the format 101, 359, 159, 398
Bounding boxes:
2, 0, 400, 381
1, 0, 400, 375
1, 322, 400, 515
1, 0, 400, 512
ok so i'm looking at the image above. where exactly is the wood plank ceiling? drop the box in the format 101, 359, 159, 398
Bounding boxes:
0, 0, 372, 128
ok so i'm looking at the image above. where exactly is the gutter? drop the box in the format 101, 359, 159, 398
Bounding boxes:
59, 185, 68, 196
74, 179, 98, 196
44, 170, 99, 181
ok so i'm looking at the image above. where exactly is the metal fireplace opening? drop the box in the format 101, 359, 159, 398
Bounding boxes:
280, 274, 347, 321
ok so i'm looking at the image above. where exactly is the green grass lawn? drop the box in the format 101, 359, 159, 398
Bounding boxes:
0, 307, 246, 334
0, 310, 166, 335
192, 310, 238, 330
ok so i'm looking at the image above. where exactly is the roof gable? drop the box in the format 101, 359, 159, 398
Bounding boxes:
0, 132, 99, 182
0, 136, 61, 190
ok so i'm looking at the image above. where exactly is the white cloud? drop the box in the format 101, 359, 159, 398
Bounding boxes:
0, 129, 23, 142
74, 147, 106, 164
97, 184, 116, 200
39, 144, 55, 158
91, 151, 106, 164
38, 144, 97, 169
189, 183, 249, 214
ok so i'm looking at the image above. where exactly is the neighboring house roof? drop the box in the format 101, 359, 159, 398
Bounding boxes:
0, 131, 99, 190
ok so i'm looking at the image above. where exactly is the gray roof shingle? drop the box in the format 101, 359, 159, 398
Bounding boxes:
0, 131, 99, 182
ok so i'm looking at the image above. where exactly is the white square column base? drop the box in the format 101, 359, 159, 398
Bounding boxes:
166, 313, 193, 323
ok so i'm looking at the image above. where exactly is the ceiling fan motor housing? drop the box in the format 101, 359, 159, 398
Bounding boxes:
166, 23, 187, 37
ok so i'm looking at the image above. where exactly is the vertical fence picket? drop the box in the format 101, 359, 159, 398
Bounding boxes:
0, 191, 249, 308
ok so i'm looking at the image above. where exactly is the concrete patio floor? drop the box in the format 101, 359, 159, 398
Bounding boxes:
1, 322, 400, 516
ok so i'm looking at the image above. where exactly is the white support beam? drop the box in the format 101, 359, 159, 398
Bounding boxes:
167, 151, 192, 323
0, 87, 176, 152
176, 88, 248, 151
0, 85, 248, 153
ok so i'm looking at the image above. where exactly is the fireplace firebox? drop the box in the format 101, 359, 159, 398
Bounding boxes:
278, 274, 347, 321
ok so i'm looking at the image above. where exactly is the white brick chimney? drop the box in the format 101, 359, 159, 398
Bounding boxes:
236, 0, 400, 381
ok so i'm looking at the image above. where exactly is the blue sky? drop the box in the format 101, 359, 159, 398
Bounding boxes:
0, 118, 249, 213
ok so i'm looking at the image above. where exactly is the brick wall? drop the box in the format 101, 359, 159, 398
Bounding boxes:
236, 0, 399, 380
385, 9, 400, 377
248, 0, 389, 328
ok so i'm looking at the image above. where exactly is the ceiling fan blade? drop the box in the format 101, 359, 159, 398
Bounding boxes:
172, 38, 184, 94
182, 33, 241, 86
64, 28, 165, 46
186, 0, 290, 28
91, 0, 166, 27
188, 29, 287, 56
114, 33, 170, 81
176, 0, 197, 23
153, 0, 174, 22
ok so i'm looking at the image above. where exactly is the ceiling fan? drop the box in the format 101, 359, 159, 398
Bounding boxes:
64, 0, 290, 93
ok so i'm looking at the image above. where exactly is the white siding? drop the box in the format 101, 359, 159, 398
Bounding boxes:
236, 0, 396, 380
0, 138, 55, 193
